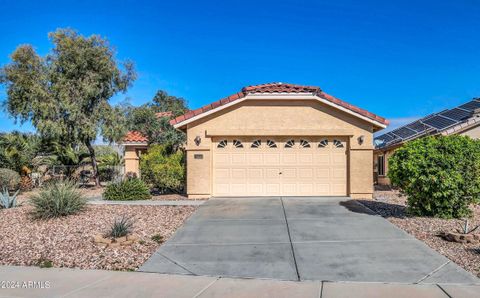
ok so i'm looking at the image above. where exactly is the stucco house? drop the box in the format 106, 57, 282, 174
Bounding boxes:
374, 99, 480, 185
123, 82, 388, 199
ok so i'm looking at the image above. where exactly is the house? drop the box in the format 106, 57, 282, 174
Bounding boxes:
374, 99, 480, 185
122, 111, 172, 177
149, 82, 386, 199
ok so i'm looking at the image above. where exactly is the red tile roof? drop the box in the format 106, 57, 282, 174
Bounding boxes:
122, 131, 148, 143
170, 82, 389, 126
122, 111, 174, 144
156, 111, 173, 118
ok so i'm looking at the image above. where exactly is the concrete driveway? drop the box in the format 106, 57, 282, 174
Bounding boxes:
140, 197, 479, 284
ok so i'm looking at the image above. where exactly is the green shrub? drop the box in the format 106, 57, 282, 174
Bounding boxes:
0, 168, 20, 190
151, 234, 163, 244
103, 178, 151, 201
140, 144, 185, 193
388, 135, 480, 218
30, 181, 87, 219
106, 215, 134, 238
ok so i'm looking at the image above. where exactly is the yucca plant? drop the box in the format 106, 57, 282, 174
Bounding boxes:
0, 187, 19, 209
106, 215, 134, 239
29, 181, 87, 219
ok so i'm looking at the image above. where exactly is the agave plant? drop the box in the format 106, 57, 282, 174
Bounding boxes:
0, 187, 19, 209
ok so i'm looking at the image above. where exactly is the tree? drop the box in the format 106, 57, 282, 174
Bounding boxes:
126, 104, 185, 151
140, 144, 185, 193
388, 135, 480, 218
151, 90, 188, 117
0, 29, 136, 186
0, 132, 40, 173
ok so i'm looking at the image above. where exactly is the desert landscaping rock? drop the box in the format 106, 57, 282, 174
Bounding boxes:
360, 189, 480, 278
0, 204, 196, 271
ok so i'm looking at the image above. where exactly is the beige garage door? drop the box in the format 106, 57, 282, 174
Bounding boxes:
213, 137, 347, 196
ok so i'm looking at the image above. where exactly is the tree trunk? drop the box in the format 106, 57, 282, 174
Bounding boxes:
85, 139, 101, 187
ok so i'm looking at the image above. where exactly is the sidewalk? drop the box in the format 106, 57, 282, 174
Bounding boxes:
0, 265, 478, 297
87, 197, 205, 206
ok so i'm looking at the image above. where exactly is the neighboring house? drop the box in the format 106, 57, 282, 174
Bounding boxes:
122, 111, 173, 177
166, 82, 387, 199
374, 99, 480, 185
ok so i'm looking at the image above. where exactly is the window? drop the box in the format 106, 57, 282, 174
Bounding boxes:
377, 155, 385, 176
217, 140, 228, 148
318, 139, 328, 148
233, 140, 243, 148
300, 140, 310, 148
251, 140, 261, 148
333, 139, 344, 148
267, 140, 277, 148
285, 140, 295, 148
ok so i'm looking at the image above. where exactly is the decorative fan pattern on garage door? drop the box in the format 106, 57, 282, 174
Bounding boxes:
300, 139, 310, 148
251, 140, 261, 148
266, 140, 277, 148
318, 139, 328, 148
333, 139, 344, 148
233, 140, 243, 148
285, 140, 295, 148
217, 140, 228, 148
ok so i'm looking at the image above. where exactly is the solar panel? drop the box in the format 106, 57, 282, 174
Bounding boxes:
422, 115, 457, 130
458, 100, 480, 111
406, 120, 430, 132
391, 127, 417, 139
440, 108, 471, 121
374, 100, 479, 149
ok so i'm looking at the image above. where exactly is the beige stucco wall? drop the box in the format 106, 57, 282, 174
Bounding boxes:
460, 124, 480, 139
124, 145, 147, 177
373, 148, 396, 185
184, 99, 377, 198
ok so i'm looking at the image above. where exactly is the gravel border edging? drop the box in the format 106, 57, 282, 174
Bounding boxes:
87, 200, 205, 206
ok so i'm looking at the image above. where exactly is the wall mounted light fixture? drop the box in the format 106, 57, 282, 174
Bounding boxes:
194, 136, 201, 146
358, 135, 365, 145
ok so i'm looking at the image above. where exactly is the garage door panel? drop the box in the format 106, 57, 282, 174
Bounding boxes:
298, 153, 313, 164
298, 168, 314, 179
213, 138, 347, 196
266, 184, 281, 195
282, 153, 297, 164
282, 168, 296, 178
231, 169, 247, 179
215, 169, 230, 179
314, 154, 330, 165
231, 153, 246, 164
247, 153, 263, 164
247, 168, 264, 179
265, 168, 281, 178
215, 153, 230, 165
264, 154, 280, 164
316, 168, 330, 179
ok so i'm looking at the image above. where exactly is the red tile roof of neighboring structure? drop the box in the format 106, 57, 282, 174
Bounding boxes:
123, 131, 148, 143
122, 111, 174, 144
156, 111, 173, 118
170, 82, 389, 126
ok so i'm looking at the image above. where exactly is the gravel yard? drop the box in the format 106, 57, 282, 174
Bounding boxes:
0, 204, 196, 271
359, 188, 480, 278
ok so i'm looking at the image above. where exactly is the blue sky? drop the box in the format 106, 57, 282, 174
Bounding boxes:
1, 0, 480, 134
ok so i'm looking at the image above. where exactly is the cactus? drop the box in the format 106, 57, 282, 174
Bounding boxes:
0, 187, 19, 209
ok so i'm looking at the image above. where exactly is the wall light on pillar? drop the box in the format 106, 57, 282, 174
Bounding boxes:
358, 135, 365, 145
194, 136, 201, 146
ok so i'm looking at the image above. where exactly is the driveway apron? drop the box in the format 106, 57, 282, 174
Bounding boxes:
139, 197, 479, 284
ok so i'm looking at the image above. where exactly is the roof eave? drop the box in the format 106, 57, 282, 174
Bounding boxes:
173, 93, 388, 129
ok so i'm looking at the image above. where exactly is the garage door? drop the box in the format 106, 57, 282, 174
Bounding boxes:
213, 137, 347, 196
